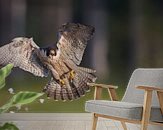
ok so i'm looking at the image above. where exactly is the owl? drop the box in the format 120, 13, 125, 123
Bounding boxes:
0, 23, 96, 101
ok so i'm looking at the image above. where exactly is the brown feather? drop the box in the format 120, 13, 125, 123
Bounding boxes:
0, 37, 48, 77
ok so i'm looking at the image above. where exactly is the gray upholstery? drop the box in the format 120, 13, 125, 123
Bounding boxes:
85, 68, 163, 122
122, 68, 163, 106
85, 100, 163, 122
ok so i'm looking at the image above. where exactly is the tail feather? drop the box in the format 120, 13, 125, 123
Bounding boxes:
78, 69, 96, 81
80, 79, 90, 92
73, 75, 85, 96
43, 67, 97, 101
71, 86, 80, 99
55, 87, 62, 100
77, 74, 89, 92
79, 67, 96, 73
77, 69, 97, 92
72, 84, 82, 99
61, 88, 68, 100
64, 79, 75, 100
43, 81, 55, 98
66, 87, 74, 100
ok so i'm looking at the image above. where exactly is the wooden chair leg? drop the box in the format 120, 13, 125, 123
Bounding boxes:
157, 91, 163, 114
92, 113, 98, 130
121, 121, 127, 130
141, 90, 152, 130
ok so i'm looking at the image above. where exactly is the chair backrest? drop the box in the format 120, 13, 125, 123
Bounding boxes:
122, 68, 163, 107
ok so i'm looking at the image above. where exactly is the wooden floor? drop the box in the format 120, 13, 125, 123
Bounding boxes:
0, 113, 140, 130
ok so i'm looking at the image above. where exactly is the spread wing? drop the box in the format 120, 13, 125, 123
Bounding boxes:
0, 37, 48, 77
57, 23, 95, 65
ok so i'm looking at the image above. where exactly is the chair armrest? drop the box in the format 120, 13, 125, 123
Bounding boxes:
87, 82, 118, 101
137, 85, 163, 119
87, 83, 118, 89
136, 86, 163, 92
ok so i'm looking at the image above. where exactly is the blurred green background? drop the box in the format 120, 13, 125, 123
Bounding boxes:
1, 0, 163, 112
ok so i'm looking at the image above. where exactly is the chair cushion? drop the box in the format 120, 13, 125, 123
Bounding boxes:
85, 100, 163, 122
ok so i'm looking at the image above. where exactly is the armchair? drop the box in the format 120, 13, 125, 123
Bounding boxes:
85, 69, 163, 130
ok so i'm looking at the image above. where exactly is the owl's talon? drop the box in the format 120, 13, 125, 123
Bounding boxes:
69, 70, 75, 80
59, 79, 65, 86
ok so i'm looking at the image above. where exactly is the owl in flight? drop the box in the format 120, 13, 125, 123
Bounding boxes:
0, 23, 97, 101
